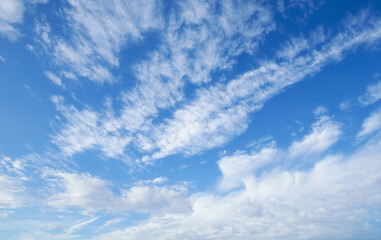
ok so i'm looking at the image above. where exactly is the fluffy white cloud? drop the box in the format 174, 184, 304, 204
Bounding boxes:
218, 111, 341, 192
288, 114, 341, 158
218, 146, 279, 191
43, 169, 191, 214
0, 0, 24, 40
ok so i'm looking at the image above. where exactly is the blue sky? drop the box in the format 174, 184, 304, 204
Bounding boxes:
1, 0, 381, 239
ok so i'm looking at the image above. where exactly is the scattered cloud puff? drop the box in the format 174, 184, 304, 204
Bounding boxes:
0, 0, 24, 41
289, 113, 341, 158
339, 100, 352, 111
25, 44, 34, 51
44, 71, 64, 87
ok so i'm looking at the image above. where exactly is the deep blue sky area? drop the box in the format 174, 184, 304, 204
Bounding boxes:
1, 1, 381, 239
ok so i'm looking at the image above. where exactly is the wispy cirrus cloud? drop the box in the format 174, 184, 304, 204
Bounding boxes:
49, 0, 274, 159
65, 217, 98, 236
49, 9, 381, 162
141, 11, 381, 161
357, 107, 381, 138
44, 71, 64, 87
36, 0, 163, 84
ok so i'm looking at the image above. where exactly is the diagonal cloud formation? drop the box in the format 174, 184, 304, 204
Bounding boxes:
49, 0, 274, 159
140, 10, 381, 161
51, 9, 381, 162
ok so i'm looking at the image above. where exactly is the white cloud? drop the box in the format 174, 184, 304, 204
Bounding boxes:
218, 147, 279, 191
0, 0, 24, 40
288, 114, 341, 158
277, 0, 324, 20
116, 184, 190, 214
0, 56, 4, 62
44, 71, 64, 87
25, 44, 34, 51
0, 173, 23, 208
0, 209, 13, 219
51, 96, 131, 158
43, 170, 114, 213
0, 155, 25, 176
339, 100, 352, 110
29, 0, 49, 4
37, 0, 163, 83
357, 107, 381, 138
96, 218, 125, 232
43, 169, 191, 215
359, 81, 381, 106
152, 177, 168, 185
219, 111, 341, 191
0, 155, 25, 209
66, 217, 98, 236
91, 127, 381, 240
